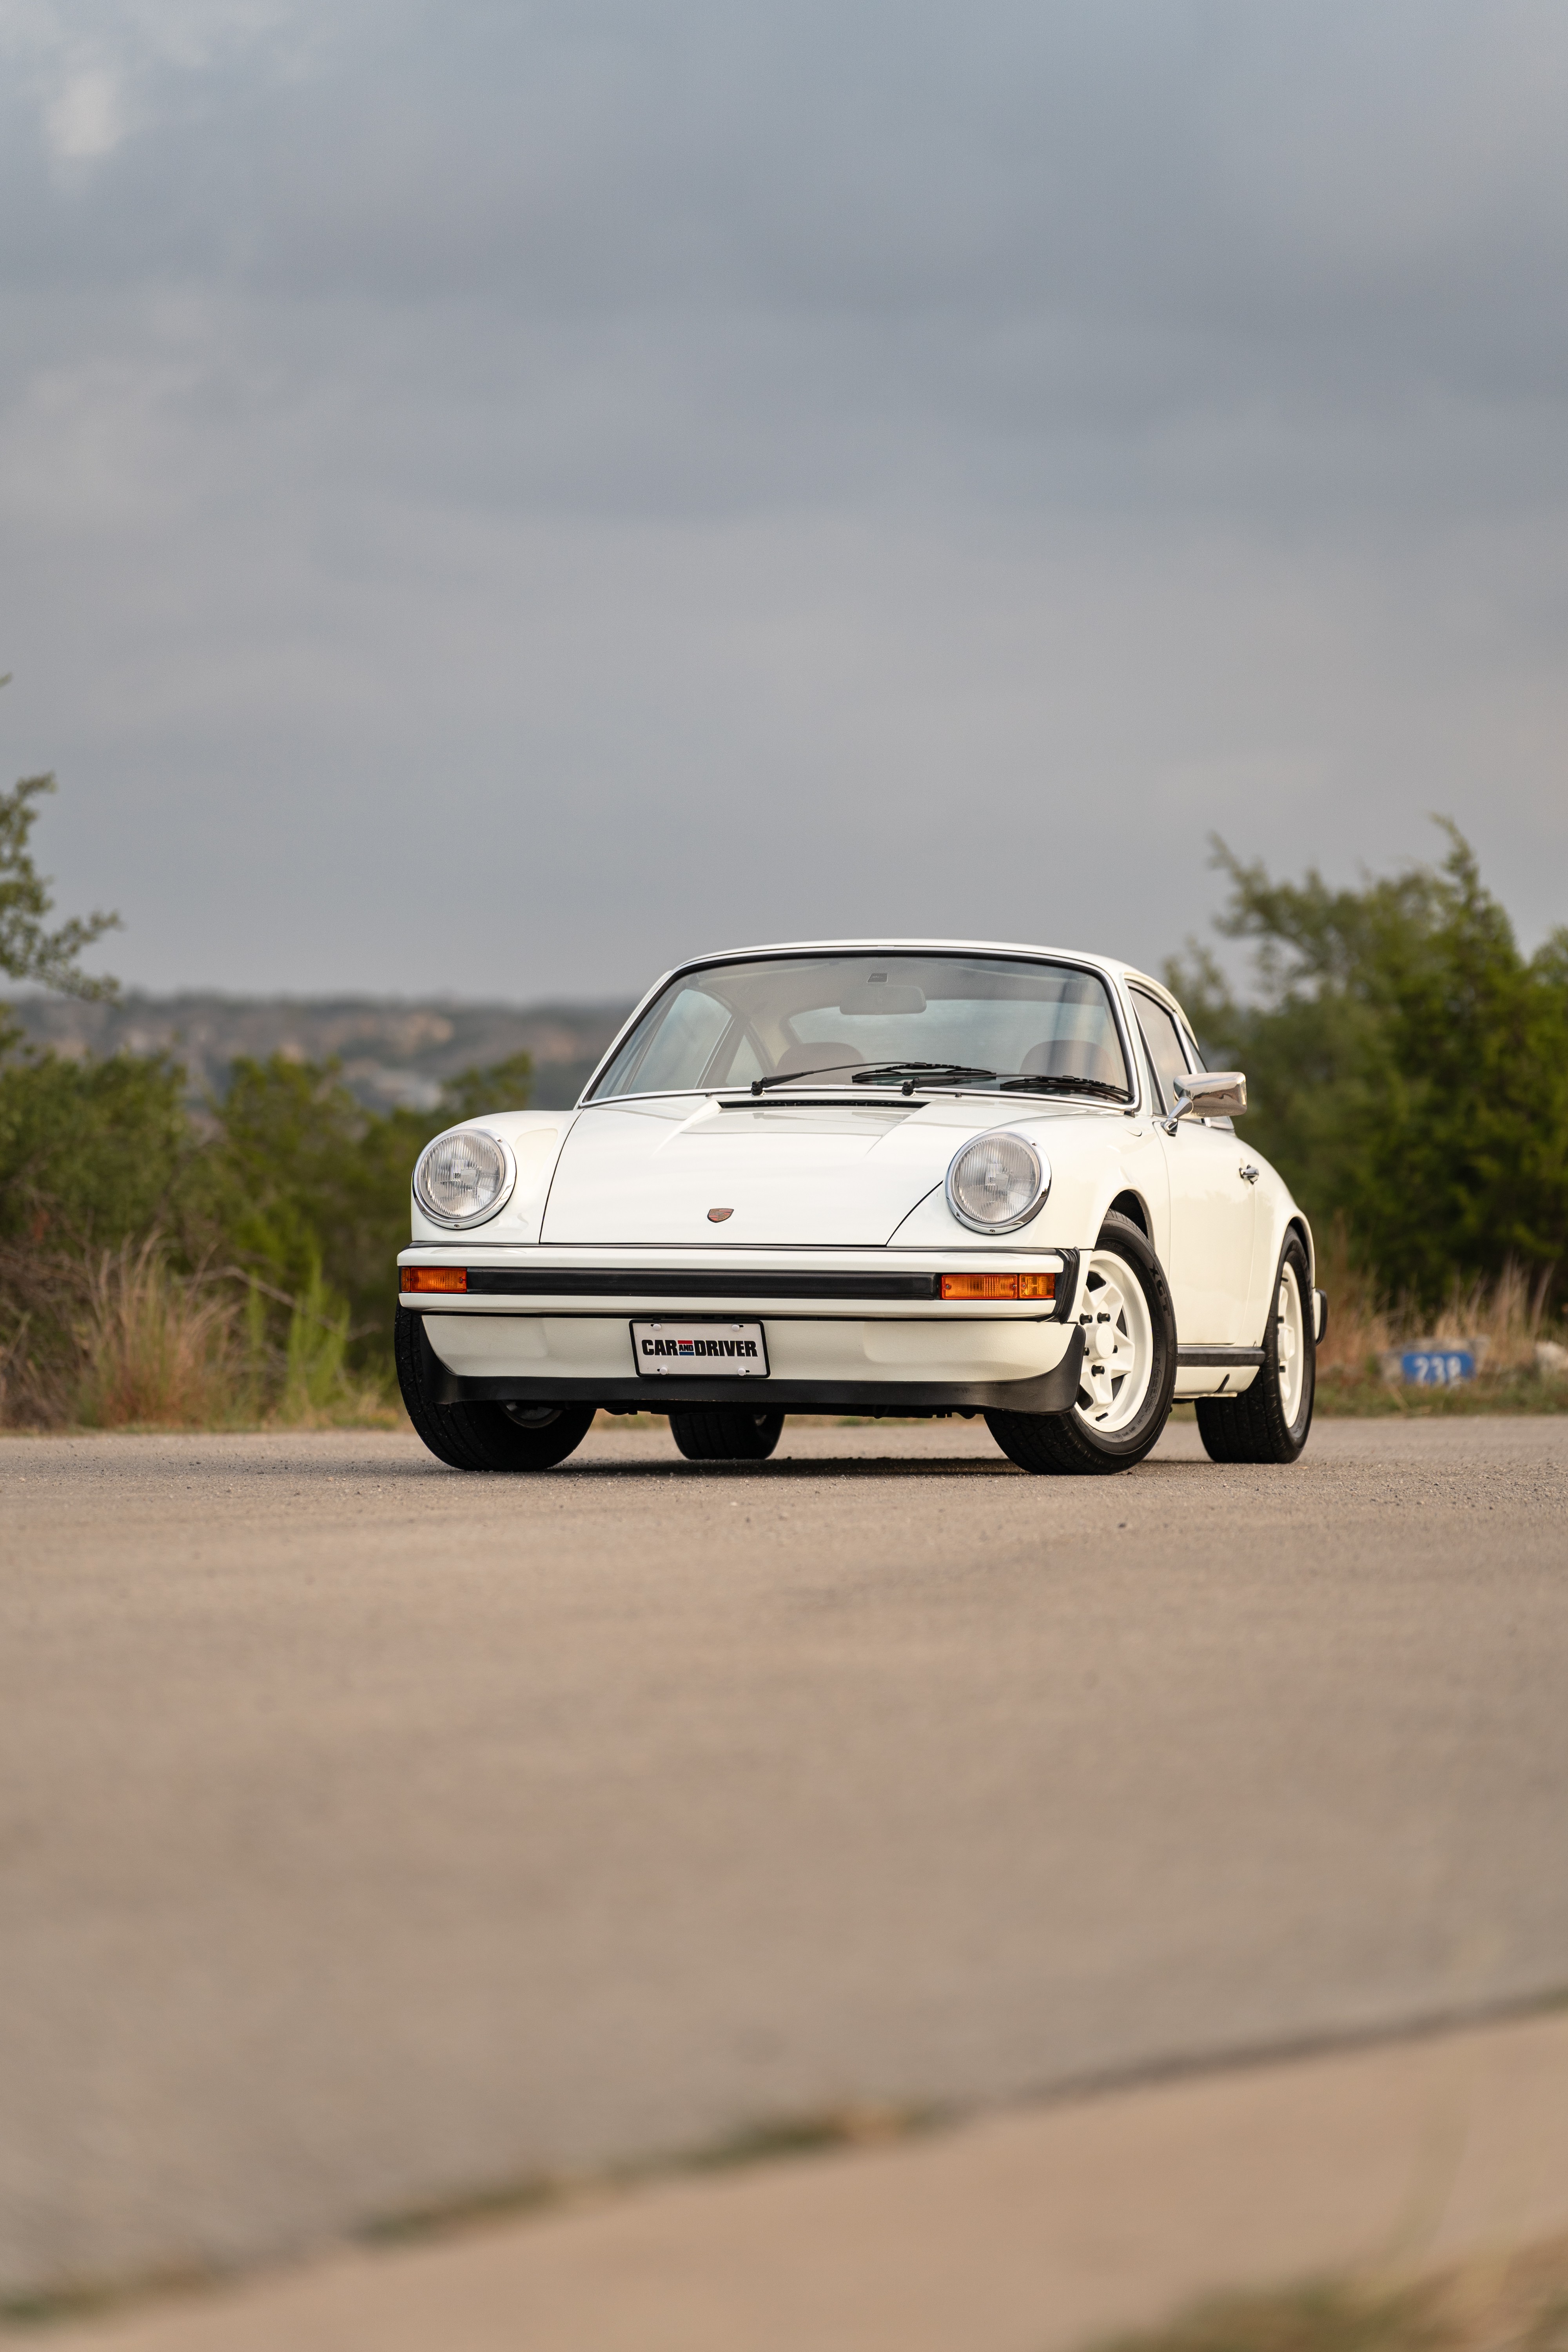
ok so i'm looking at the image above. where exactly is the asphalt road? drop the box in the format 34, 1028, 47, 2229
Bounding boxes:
2, 1416, 1566, 2302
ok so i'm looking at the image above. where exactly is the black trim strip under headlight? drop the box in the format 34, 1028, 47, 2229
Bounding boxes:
441, 1253, 1080, 1317
466, 1268, 941, 1301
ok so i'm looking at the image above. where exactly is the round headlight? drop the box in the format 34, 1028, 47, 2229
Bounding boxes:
946, 1131, 1049, 1233
412, 1128, 517, 1229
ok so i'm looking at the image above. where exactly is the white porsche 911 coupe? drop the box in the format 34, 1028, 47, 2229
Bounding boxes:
395, 942, 1324, 1476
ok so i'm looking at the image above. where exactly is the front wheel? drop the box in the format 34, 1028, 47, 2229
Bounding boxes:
668, 1407, 785, 1462
986, 1211, 1176, 1475
1196, 1234, 1315, 1465
396, 1308, 595, 1471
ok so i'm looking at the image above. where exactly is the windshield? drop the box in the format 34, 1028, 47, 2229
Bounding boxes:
589, 953, 1133, 1103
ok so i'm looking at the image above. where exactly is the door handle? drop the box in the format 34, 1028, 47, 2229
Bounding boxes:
1238, 1163, 1259, 1184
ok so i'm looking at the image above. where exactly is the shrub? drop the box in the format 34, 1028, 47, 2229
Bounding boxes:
1310, 1223, 1566, 1411
0, 1022, 192, 1253
1171, 826, 1568, 1312
0, 1020, 532, 1426
71, 1240, 240, 1429
191, 1053, 432, 1369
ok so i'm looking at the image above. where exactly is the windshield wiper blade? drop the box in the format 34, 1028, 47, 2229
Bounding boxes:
748, 1062, 868, 1095
749, 1060, 996, 1097
998, 1073, 1131, 1102
851, 1062, 996, 1085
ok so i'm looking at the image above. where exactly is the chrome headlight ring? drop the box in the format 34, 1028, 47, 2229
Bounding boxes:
945, 1129, 1051, 1234
412, 1127, 518, 1230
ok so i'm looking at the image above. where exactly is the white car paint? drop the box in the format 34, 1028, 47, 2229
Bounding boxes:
399, 940, 1312, 1408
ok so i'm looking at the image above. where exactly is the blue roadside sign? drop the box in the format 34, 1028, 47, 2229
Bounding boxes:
1400, 1348, 1476, 1386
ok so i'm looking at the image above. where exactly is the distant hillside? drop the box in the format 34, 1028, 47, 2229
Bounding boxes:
2, 993, 635, 1113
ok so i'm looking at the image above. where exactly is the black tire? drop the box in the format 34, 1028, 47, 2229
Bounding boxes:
1196, 1232, 1315, 1465
395, 1308, 595, 1472
668, 1407, 785, 1462
985, 1211, 1177, 1475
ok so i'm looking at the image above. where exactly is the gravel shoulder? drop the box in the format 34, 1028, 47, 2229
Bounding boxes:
31, 2004, 1568, 2352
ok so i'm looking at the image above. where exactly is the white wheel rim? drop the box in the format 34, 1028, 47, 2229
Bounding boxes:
1074, 1249, 1155, 1436
1276, 1262, 1306, 1421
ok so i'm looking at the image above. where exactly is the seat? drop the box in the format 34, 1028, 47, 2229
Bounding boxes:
1021, 1038, 1123, 1088
771, 1041, 865, 1079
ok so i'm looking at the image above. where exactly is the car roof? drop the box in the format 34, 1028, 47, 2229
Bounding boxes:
661, 938, 1184, 1009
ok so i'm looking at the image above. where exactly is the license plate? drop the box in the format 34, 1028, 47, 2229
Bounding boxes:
631, 1321, 769, 1377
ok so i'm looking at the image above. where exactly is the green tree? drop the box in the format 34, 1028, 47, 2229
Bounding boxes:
439, 1049, 534, 1124
195, 1056, 431, 1353
194, 1048, 534, 1366
1169, 824, 1568, 1307
0, 688, 120, 995
0, 1039, 191, 1249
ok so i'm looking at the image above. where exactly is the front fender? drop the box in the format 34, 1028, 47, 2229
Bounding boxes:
887, 1111, 1166, 1274
408, 1108, 582, 1247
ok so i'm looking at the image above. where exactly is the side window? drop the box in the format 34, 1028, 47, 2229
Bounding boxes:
1131, 991, 1191, 1111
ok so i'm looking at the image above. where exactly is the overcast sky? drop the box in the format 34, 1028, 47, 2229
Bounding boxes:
2, 1, 1566, 999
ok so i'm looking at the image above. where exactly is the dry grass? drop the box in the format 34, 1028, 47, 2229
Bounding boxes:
0, 1239, 399, 1432
1097, 2230, 1568, 2352
71, 1240, 240, 1428
1314, 1222, 1568, 1414
0, 1240, 87, 1426
5, 1223, 1564, 1432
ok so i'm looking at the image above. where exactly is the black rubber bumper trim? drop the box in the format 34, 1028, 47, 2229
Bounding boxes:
430, 1326, 1087, 1418
1177, 1346, 1267, 1367
445, 1247, 1081, 1317
466, 1267, 940, 1299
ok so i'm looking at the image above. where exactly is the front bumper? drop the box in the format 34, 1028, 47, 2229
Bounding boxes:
396, 1245, 1085, 1417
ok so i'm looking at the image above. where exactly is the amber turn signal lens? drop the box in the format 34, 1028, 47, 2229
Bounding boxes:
940, 1271, 1055, 1301
401, 1266, 467, 1293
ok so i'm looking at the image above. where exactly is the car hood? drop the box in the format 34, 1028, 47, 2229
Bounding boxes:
538, 1095, 1036, 1248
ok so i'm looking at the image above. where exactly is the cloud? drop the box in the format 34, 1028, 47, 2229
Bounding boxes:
1, 2, 1567, 994
43, 66, 123, 158
1, 0, 339, 167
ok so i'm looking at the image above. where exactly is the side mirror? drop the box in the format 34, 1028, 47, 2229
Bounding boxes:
1166, 1071, 1247, 1133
